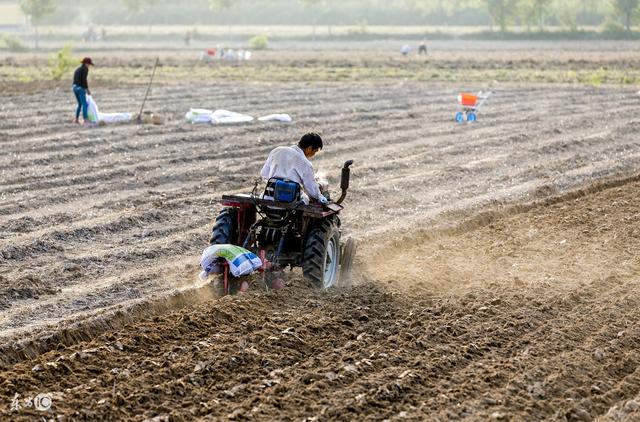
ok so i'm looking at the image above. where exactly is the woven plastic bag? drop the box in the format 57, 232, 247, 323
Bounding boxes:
199, 244, 262, 279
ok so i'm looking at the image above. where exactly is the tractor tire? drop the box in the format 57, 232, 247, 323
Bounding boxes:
339, 237, 356, 287
210, 208, 236, 245
303, 219, 340, 289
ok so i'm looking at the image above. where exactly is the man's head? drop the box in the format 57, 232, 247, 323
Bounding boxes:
298, 132, 323, 158
81, 57, 94, 67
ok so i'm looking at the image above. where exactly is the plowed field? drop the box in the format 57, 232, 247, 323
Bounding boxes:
1, 71, 640, 420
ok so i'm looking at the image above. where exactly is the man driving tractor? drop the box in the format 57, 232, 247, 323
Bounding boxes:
253, 132, 327, 291
260, 132, 328, 205
205, 131, 354, 295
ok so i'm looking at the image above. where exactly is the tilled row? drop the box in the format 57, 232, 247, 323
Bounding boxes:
1, 275, 638, 420
2, 82, 640, 354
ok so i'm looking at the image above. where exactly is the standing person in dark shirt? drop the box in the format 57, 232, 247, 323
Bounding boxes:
72, 57, 93, 124
418, 40, 427, 55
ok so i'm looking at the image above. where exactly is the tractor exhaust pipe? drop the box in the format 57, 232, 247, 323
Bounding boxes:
336, 160, 353, 205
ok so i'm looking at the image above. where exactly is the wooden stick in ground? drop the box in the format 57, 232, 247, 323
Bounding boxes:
136, 57, 160, 123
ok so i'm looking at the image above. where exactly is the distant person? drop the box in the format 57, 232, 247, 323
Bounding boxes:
225, 48, 236, 60
418, 41, 427, 55
401, 44, 411, 56
72, 57, 93, 125
184, 30, 192, 46
82, 26, 97, 43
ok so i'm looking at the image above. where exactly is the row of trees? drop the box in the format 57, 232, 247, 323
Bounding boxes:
310, 0, 640, 32
17, 0, 640, 49
218, 0, 640, 32
474, 0, 639, 32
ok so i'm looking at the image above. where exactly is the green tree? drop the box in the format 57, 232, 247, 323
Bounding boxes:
299, 0, 338, 38
210, 0, 235, 11
518, 0, 553, 31
122, 0, 159, 32
483, 0, 520, 31
121, 0, 162, 20
516, 0, 537, 31
121, 0, 145, 15
612, 0, 640, 31
406, 0, 481, 25
532, 0, 552, 30
19, 0, 56, 50
210, 0, 238, 39
554, 0, 581, 31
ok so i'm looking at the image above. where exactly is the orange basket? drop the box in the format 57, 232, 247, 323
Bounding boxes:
458, 92, 478, 107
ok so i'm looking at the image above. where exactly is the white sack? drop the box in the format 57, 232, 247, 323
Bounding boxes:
185, 108, 254, 124
99, 112, 133, 123
211, 109, 254, 124
86, 95, 132, 124
258, 114, 292, 123
185, 108, 215, 123
87, 95, 100, 123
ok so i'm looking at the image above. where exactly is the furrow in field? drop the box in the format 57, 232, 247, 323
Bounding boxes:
3, 82, 640, 348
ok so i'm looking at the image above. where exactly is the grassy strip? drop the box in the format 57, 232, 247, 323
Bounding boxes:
1, 65, 639, 86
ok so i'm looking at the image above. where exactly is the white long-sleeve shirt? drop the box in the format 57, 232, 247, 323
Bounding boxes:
260, 145, 324, 201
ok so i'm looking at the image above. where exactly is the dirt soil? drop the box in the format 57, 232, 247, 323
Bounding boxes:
1, 175, 640, 421
3, 39, 640, 70
1, 65, 640, 419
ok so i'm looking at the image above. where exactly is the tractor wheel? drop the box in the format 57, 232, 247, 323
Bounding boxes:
210, 208, 236, 245
303, 220, 340, 289
339, 237, 357, 287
